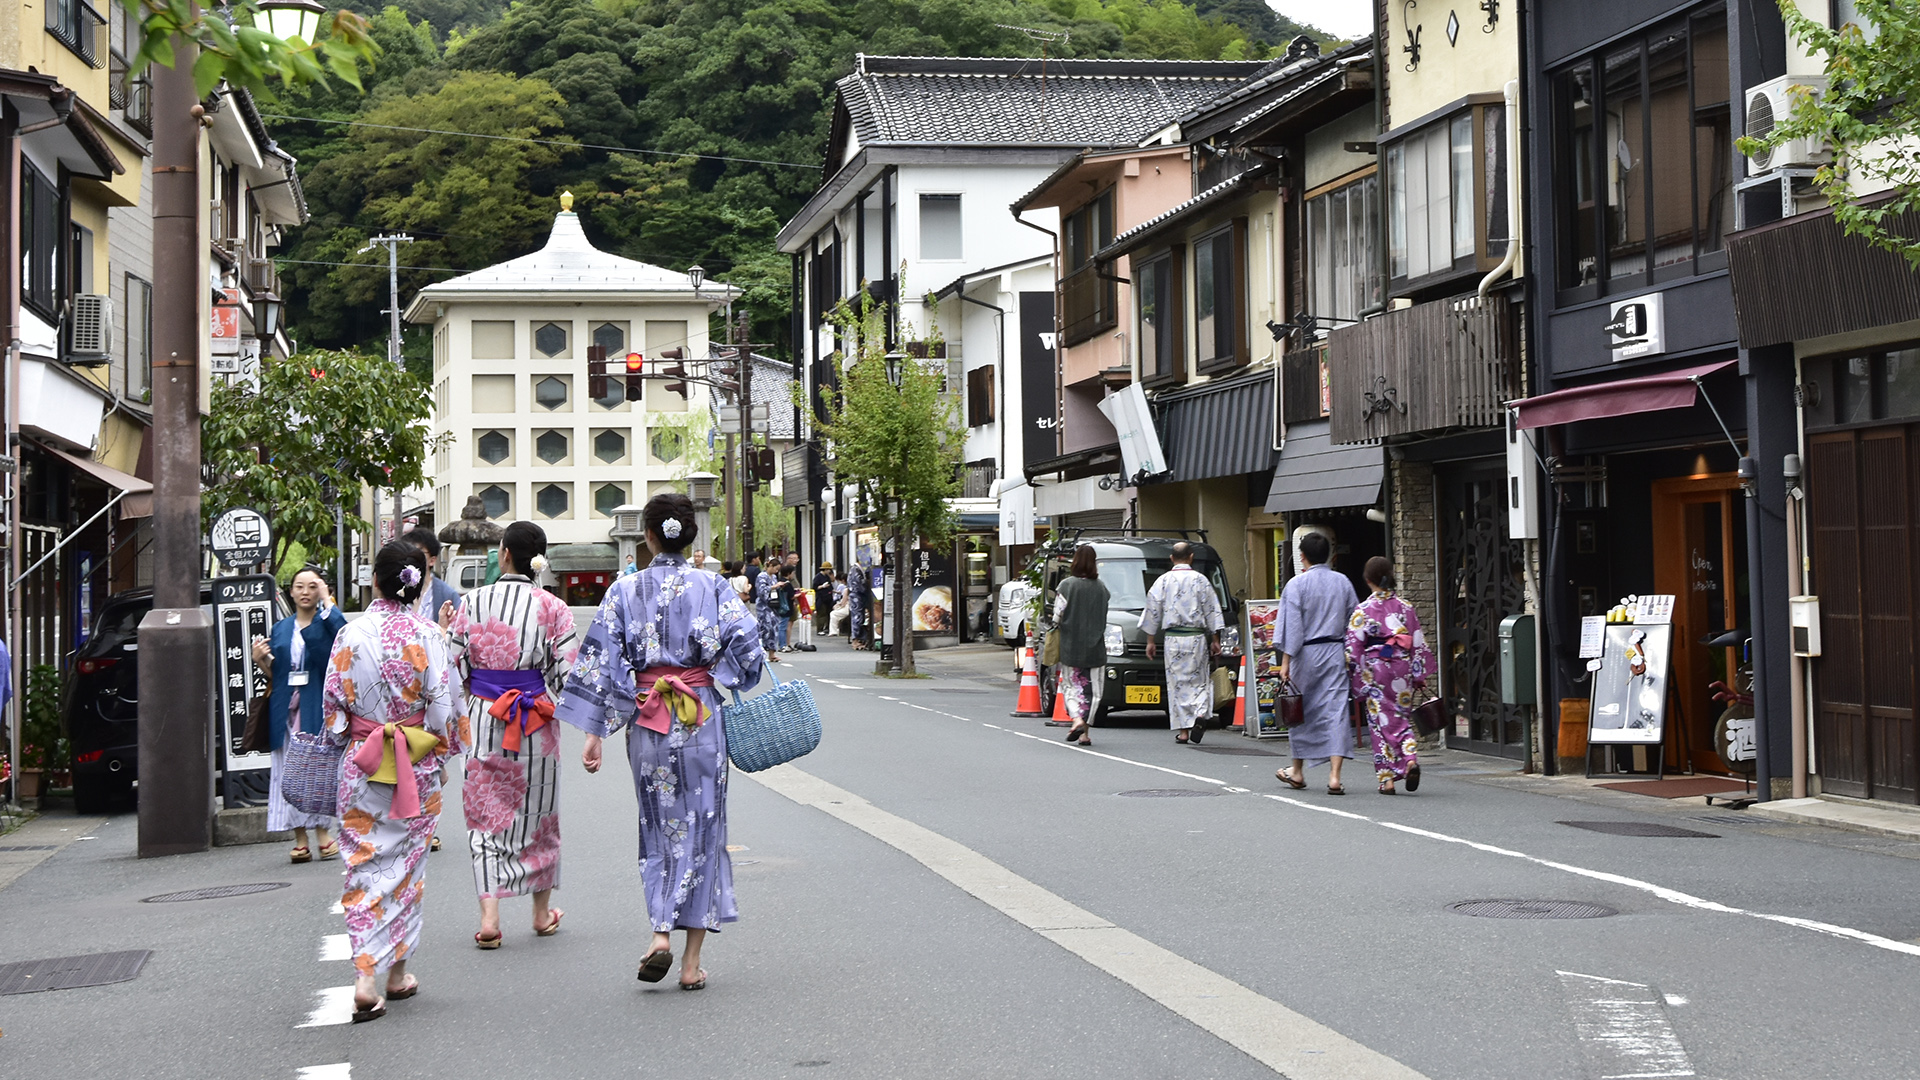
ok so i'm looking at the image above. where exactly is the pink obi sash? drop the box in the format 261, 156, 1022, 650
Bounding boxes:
633, 666, 715, 735
346, 712, 442, 818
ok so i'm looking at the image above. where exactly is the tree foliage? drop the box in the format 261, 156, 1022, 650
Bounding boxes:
1740, 0, 1920, 266
270, 0, 1330, 357
203, 350, 447, 569
121, 0, 378, 95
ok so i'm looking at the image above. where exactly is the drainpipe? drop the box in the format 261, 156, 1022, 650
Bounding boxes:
1477, 80, 1523, 300
1784, 451, 1808, 799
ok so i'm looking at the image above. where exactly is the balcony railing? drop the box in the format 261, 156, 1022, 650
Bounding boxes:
47, 0, 107, 68
1326, 293, 1519, 444
242, 253, 279, 297
1059, 262, 1117, 347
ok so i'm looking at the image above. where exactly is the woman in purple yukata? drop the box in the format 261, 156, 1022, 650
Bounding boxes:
323, 541, 461, 1024
1346, 556, 1435, 795
555, 493, 766, 991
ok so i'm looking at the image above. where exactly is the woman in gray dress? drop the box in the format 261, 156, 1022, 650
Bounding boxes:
1054, 546, 1111, 747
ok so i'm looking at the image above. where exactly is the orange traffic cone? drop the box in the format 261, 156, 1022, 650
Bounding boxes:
1230, 653, 1249, 729
1045, 674, 1073, 728
1011, 645, 1046, 717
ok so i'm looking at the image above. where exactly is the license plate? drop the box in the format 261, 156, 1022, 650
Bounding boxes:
1125, 685, 1162, 705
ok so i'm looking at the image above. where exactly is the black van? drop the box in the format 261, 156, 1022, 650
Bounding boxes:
1034, 536, 1241, 725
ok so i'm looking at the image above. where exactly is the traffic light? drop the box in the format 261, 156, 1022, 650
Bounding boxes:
709, 357, 739, 398
662, 363, 689, 398
753, 447, 777, 481
624, 350, 645, 401
587, 345, 608, 400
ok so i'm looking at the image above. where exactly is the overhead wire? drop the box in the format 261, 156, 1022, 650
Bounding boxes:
258, 112, 824, 170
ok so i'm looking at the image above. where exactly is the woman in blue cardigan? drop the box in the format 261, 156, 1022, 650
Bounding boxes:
251, 566, 347, 863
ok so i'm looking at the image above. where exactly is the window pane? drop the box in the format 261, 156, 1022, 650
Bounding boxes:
1604, 44, 1647, 281
1138, 260, 1161, 376
1426, 126, 1451, 274
1559, 64, 1599, 288
861, 192, 886, 283
1484, 105, 1509, 258
1333, 187, 1354, 321
920, 194, 962, 260
1361, 173, 1381, 311
1648, 30, 1693, 271
591, 321, 625, 354
1386, 143, 1407, 279
1213, 234, 1235, 359
1691, 14, 1733, 256
1404, 135, 1430, 278
1837, 356, 1872, 424
1308, 193, 1330, 319
1195, 234, 1217, 359
1452, 114, 1476, 260
1883, 349, 1920, 420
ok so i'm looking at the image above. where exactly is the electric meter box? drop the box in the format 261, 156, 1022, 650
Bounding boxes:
1790, 595, 1821, 657
1499, 613, 1536, 706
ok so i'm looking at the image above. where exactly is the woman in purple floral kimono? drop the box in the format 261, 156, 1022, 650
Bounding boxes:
1345, 557, 1435, 795
323, 542, 461, 1023
555, 493, 766, 992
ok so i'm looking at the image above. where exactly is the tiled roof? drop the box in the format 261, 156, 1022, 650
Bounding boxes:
709, 354, 803, 440
837, 55, 1268, 148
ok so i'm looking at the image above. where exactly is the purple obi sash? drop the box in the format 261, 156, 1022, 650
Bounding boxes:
469, 668, 551, 755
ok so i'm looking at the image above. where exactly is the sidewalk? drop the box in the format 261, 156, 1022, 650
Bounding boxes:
1748, 796, 1920, 841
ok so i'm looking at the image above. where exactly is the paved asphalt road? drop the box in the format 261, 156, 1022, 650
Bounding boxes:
4, 639, 1920, 1079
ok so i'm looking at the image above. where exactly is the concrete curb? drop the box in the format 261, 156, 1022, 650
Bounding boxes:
1748, 796, 1920, 842
213, 806, 294, 847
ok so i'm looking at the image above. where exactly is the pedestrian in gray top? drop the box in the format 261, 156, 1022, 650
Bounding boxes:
1274, 532, 1360, 794
1053, 546, 1111, 747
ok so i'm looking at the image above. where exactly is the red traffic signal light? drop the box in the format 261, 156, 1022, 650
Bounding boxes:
624, 351, 645, 374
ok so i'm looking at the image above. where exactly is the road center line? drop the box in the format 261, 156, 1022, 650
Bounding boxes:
295, 986, 356, 1028
317, 934, 350, 962
748, 762, 1429, 1080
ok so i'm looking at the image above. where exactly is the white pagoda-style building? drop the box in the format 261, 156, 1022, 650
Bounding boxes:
404, 193, 731, 601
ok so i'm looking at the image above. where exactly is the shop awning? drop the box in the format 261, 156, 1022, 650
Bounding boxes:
1263, 420, 1384, 513
1510, 359, 1737, 430
50, 446, 152, 518
1155, 371, 1279, 483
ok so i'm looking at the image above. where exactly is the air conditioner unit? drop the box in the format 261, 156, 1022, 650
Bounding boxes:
1745, 75, 1829, 174
67, 294, 113, 365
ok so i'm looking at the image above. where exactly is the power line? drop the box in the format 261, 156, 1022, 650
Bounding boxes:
259, 113, 823, 170
274, 256, 793, 289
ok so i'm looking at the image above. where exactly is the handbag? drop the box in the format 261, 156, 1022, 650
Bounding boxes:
280, 728, 346, 817
1211, 665, 1235, 709
1276, 677, 1305, 728
725, 671, 823, 773
239, 694, 271, 754
1040, 628, 1061, 667
1410, 694, 1446, 737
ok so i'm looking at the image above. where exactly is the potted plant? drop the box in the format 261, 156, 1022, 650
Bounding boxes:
18, 665, 66, 799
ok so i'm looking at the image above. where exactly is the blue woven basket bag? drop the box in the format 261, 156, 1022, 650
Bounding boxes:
281, 728, 346, 816
725, 672, 822, 773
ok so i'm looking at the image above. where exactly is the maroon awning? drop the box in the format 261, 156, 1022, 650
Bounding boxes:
1511, 360, 1737, 430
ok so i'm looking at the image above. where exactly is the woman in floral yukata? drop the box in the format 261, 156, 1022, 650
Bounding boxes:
555, 492, 766, 992
1346, 556, 1435, 796
322, 541, 461, 1023
447, 520, 578, 949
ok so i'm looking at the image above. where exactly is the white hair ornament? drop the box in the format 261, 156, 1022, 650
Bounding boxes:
528, 554, 549, 574
660, 518, 683, 539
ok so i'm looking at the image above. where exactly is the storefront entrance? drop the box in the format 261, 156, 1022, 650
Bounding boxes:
1650, 474, 1747, 775
1438, 464, 1528, 759
1806, 427, 1918, 803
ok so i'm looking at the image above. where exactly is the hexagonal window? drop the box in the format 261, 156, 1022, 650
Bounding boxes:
534, 376, 568, 410
594, 429, 626, 463
477, 430, 510, 465
592, 374, 626, 410
592, 322, 625, 354
479, 485, 511, 519
594, 483, 626, 517
536, 483, 569, 518
536, 430, 569, 464
534, 321, 569, 358
650, 429, 684, 463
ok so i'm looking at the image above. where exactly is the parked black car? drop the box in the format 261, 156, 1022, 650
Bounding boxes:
66, 583, 289, 813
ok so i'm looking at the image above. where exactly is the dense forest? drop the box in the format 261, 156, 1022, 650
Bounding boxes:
265, 0, 1328, 368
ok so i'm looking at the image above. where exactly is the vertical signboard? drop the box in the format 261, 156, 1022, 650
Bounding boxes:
1243, 598, 1286, 737
214, 575, 276, 799
1020, 291, 1057, 472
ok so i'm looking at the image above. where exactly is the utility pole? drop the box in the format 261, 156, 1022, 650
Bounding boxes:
739, 311, 755, 560
138, 37, 214, 856
361, 233, 412, 544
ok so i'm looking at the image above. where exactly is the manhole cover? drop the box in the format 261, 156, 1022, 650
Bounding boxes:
0, 950, 151, 995
1559, 820, 1719, 838
0, 845, 58, 852
141, 882, 292, 903
1449, 899, 1618, 920
1117, 789, 1223, 798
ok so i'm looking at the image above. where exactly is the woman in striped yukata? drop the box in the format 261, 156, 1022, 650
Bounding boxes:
447, 521, 579, 949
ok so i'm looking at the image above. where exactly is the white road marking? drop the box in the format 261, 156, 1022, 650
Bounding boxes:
749, 763, 1429, 1080
328, 901, 344, 915
1000, 726, 1226, 785
1557, 971, 1696, 1079
296, 1065, 352, 1079
1663, 994, 1688, 1006
295, 986, 356, 1028
317, 934, 350, 962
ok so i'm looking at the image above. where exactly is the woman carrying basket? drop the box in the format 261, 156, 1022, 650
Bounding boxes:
555, 493, 766, 991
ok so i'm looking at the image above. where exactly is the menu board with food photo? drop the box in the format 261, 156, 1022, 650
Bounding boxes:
1243, 598, 1285, 736
908, 547, 957, 633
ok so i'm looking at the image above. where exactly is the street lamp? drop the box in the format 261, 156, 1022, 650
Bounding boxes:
687, 265, 705, 292
883, 350, 906, 389
251, 291, 283, 344
258, 0, 326, 42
